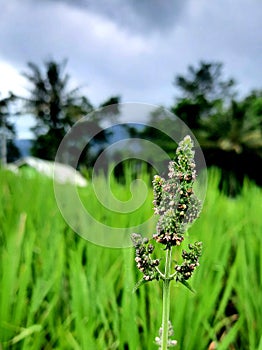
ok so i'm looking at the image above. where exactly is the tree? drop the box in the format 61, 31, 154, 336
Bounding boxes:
23, 59, 93, 160
175, 61, 236, 101
197, 96, 262, 193
171, 61, 262, 194
0, 93, 20, 165
172, 61, 236, 130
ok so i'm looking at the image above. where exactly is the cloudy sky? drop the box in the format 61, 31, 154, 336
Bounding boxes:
0, 0, 261, 138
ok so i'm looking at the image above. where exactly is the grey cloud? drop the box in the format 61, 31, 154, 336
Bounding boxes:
36, 0, 188, 33
1, 0, 262, 112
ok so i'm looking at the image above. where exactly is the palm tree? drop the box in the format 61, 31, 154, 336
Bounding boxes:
23, 59, 93, 160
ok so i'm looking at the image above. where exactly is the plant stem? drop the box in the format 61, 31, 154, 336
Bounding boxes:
161, 247, 172, 350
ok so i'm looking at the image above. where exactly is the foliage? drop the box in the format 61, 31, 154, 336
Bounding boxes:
0, 93, 20, 164
21, 59, 121, 165
22, 59, 93, 160
199, 92, 262, 193
1, 58, 261, 195
170, 61, 262, 193
121, 61, 261, 193
172, 61, 236, 130
0, 168, 262, 349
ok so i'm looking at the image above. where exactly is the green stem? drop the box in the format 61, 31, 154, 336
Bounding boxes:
161, 247, 172, 350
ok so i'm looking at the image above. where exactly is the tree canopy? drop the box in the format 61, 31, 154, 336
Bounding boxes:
171, 61, 262, 193
22, 60, 93, 160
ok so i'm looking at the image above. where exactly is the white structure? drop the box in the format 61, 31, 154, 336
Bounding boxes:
9, 156, 87, 187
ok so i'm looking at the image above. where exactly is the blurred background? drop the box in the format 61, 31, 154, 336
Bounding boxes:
1, 1, 262, 349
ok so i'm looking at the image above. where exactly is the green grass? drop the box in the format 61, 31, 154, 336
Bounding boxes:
0, 167, 262, 349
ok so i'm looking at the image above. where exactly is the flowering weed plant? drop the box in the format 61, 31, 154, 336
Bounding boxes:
131, 135, 203, 349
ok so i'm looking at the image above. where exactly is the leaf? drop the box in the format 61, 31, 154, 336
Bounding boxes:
9, 324, 42, 345
132, 278, 146, 293
179, 279, 196, 293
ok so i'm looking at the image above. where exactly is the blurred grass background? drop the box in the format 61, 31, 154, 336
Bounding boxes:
0, 168, 262, 350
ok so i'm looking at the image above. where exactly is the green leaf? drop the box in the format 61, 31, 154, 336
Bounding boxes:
9, 324, 42, 345
132, 278, 147, 293
179, 279, 196, 293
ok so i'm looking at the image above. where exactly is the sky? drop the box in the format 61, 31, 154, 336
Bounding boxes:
0, 0, 261, 138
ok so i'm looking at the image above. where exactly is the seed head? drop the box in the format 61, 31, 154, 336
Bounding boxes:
153, 135, 202, 248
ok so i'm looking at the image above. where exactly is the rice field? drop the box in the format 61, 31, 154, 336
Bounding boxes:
0, 167, 262, 349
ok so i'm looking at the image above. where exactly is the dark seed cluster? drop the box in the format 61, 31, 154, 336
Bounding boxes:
175, 241, 202, 281
131, 136, 203, 287
131, 233, 160, 281
152, 135, 202, 249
